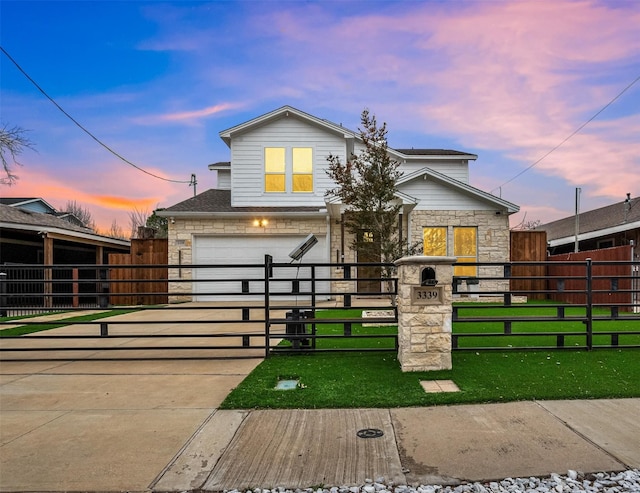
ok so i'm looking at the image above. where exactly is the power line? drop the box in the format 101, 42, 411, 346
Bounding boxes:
491, 74, 640, 194
1, 45, 192, 184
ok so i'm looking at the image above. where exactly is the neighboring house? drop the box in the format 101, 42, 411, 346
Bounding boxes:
0, 197, 86, 228
0, 200, 130, 265
536, 194, 640, 258
158, 105, 519, 301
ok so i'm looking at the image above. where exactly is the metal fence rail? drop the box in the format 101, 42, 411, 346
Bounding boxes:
0, 259, 399, 360
452, 259, 640, 350
1, 258, 639, 360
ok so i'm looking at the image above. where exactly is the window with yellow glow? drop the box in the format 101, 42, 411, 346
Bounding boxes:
265, 147, 285, 192
453, 227, 477, 277
292, 147, 313, 192
423, 227, 447, 256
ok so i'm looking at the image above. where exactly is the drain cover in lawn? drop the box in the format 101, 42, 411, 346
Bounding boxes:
275, 379, 299, 390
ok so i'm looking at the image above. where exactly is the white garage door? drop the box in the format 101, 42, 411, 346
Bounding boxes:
192, 235, 330, 301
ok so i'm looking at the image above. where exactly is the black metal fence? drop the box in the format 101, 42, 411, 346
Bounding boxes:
452, 259, 640, 350
1, 258, 639, 361
0, 258, 398, 360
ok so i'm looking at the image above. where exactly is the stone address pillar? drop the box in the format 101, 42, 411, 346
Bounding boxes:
394, 256, 457, 372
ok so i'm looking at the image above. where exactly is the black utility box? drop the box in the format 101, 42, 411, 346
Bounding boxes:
285, 310, 312, 349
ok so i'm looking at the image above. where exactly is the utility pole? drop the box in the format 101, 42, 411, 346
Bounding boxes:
190, 173, 197, 197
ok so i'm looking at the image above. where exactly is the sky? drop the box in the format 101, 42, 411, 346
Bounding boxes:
1, 0, 639, 234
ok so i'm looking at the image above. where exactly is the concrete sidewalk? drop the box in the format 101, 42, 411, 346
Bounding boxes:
1, 306, 639, 492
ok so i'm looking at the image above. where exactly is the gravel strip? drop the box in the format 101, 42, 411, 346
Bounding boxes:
221, 469, 640, 493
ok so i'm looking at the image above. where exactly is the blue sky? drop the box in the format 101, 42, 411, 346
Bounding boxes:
1, 0, 639, 232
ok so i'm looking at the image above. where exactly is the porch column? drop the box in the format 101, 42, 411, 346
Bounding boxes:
43, 235, 54, 308
394, 255, 457, 372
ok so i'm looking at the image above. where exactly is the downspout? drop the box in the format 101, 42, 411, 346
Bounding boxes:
398, 213, 403, 252
340, 212, 345, 263
407, 211, 413, 254
326, 215, 331, 263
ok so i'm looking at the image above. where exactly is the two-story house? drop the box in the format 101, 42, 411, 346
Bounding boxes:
159, 106, 519, 301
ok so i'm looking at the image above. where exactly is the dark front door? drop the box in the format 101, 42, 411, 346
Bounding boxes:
356, 231, 381, 294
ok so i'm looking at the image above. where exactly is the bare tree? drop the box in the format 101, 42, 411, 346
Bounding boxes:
512, 213, 542, 230
105, 219, 126, 239
0, 124, 36, 185
128, 207, 150, 238
61, 200, 96, 230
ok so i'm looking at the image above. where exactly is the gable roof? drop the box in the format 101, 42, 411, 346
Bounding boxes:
0, 197, 57, 213
219, 106, 358, 146
536, 195, 640, 245
218, 106, 476, 160
397, 167, 520, 214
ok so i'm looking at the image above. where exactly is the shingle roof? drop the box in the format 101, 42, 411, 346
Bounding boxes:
0, 203, 95, 234
163, 189, 323, 213
393, 149, 472, 156
536, 196, 640, 240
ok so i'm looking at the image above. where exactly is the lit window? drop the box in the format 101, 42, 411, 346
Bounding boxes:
424, 226, 478, 276
423, 227, 447, 256
453, 227, 477, 277
292, 147, 313, 192
265, 147, 285, 192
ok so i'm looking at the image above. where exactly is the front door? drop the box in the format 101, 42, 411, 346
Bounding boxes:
356, 231, 381, 294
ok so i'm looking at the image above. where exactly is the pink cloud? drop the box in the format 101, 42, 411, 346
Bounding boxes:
257, 1, 639, 202
2, 158, 188, 233
134, 102, 241, 126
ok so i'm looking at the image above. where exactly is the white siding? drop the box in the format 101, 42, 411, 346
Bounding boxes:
230, 116, 347, 207
399, 177, 495, 211
216, 169, 231, 189
398, 161, 469, 183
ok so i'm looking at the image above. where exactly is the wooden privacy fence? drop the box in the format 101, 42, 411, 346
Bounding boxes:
108, 239, 168, 305
510, 231, 547, 300
548, 245, 635, 311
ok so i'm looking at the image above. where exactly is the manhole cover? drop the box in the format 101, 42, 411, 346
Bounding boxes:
357, 428, 384, 439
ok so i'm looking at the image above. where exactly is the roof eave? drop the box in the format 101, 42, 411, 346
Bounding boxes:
398, 167, 519, 214
157, 210, 328, 219
547, 220, 640, 247
219, 105, 358, 143
1, 222, 131, 247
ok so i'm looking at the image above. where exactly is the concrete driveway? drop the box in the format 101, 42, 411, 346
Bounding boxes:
0, 305, 264, 492
1, 304, 639, 492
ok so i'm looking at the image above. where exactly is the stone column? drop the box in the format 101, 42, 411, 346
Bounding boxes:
394, 256, 457, 372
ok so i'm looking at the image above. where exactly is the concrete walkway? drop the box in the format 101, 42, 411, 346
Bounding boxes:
1, 307, 639, 492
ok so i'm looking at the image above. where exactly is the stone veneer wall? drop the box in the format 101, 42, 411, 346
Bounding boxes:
167, 216, 328, 302
409, 210, 511, 294
166, 210, 511, 302
395, 256, 456, 371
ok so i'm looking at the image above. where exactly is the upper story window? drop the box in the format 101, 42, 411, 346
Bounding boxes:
292, 147, 313, 192
264, 147, 314, 193
265, 147, 286, 192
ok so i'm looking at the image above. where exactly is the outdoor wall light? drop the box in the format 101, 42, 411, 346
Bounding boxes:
253, 219, 269, 228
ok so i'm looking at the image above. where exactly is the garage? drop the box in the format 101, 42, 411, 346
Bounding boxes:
192, 234, 330, 301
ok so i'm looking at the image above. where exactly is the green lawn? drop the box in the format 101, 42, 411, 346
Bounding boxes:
453, 302, 640, 348
221, 303, 640, 409
220, 349, 640, 409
